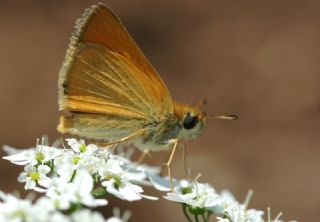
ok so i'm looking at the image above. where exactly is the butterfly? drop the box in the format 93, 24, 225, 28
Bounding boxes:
57, 3, 237, 185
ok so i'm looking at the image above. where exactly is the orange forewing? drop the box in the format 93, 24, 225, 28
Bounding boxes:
59, 4, 173, 114
58, 4, 174, 139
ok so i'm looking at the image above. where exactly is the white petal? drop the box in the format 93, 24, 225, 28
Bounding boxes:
104, 183, 123, 199
2, 151, 33, 165
0, 190, 7, 201
39, 176, 52, 188
204, 197, 221, 208
216, 217, 230, 222
34, 187, 46, 194
136, 164, 161, 175
25, 179, 36, 189
74, 170, 93, 193
86, 144, 98, 153
127, 183, 143, 193
18, 172, 27, 182
72, 209, 105, 222
140, 194, 158, 200
66, 138, 84, 152
148, 174, 176, 192
220, 190, 238, 203
82, 196, 108, 207
49, 212, 71, 222
101, 180, 114, 188
24, 164, 36, 173
106, 217, 122, 222
163, 193, 188, 204
2, 145, 24, 155
118, 184, 142, 201
38, 165, 51, 174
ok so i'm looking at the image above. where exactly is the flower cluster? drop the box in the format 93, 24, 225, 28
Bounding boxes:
0, 191, 129, 222
149, 174, 296, 222
2, 137, 297, 222
2, 137, 158, 222
4, 138, 156, 208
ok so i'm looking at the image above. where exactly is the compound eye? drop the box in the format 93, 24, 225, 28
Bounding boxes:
183, 114, 198, 129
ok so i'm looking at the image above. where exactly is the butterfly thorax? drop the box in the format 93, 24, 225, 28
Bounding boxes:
134, 102, 206, 151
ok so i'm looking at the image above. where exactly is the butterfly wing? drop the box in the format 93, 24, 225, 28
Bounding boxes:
58, 4, 174, 141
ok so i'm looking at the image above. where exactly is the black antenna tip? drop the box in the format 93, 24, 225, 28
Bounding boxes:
227, 114, 238, 120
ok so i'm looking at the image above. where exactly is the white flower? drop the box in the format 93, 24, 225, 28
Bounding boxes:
71, 208, 131, 222
71, 209, 106, 222
66, 138, 98, 155
214, 190, 264, 222
106, 218, 123, 222
54, 151, 79, 180
0, 191, 70, 222
46, 170, 107, 209
0, 191, 34, 222
54, 143, 101, 176
149, 174, 222, 209
102, 178, 143, 201
45, 178, 72, 210
18, 164, 51, 192
247, 209, 264, 222
210, 190, 240, 215
66, 138, 86, 152
223, 204, 247, 222
3, 144, 63, 166
217, 218, 230, 222
149, 175, 266, 222
3, 147, 35, 165
34, 145, 63, 164
0, 191, 114, 222
106, 208, 131, 222
48, 212, 71, 222
99, 158, 157, 201
219, 205, 264, 222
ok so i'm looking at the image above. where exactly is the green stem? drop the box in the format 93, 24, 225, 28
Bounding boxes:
69, 170, 77, 183
205, 210, 211, 222
182, 204, 193, 222
194, 214, 200, 222
66, 203, 82, 214
201, 213, 207, 222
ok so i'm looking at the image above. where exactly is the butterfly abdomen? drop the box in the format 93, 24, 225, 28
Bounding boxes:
138, 116, 181, 149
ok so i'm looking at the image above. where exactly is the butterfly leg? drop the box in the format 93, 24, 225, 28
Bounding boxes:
160, 151, 172, 176
181, 143, 191, 181
137, 149, 151, 164
99, 129, 147, 148
164, 139, 179, 192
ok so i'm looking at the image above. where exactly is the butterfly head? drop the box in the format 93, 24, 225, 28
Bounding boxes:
175, 103, 207, 140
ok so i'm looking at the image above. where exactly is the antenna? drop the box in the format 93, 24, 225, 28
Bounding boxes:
209, 114, 238, 120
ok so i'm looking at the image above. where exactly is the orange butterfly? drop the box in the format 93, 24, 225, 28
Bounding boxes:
57, 3, 236, 184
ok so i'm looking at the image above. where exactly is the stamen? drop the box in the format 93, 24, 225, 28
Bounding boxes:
122, 210, 132, 222
243, 189, 253, 209
187, 168, 192, 184
113, 208, 120, 218
274, 212, 283, 221
36, 138, 40, 147
194, 173, 202, 182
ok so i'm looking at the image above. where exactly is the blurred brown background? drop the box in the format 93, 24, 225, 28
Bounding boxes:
1, 0, 320, 221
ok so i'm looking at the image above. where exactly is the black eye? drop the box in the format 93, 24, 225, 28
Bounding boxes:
183, 114, 198, 129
